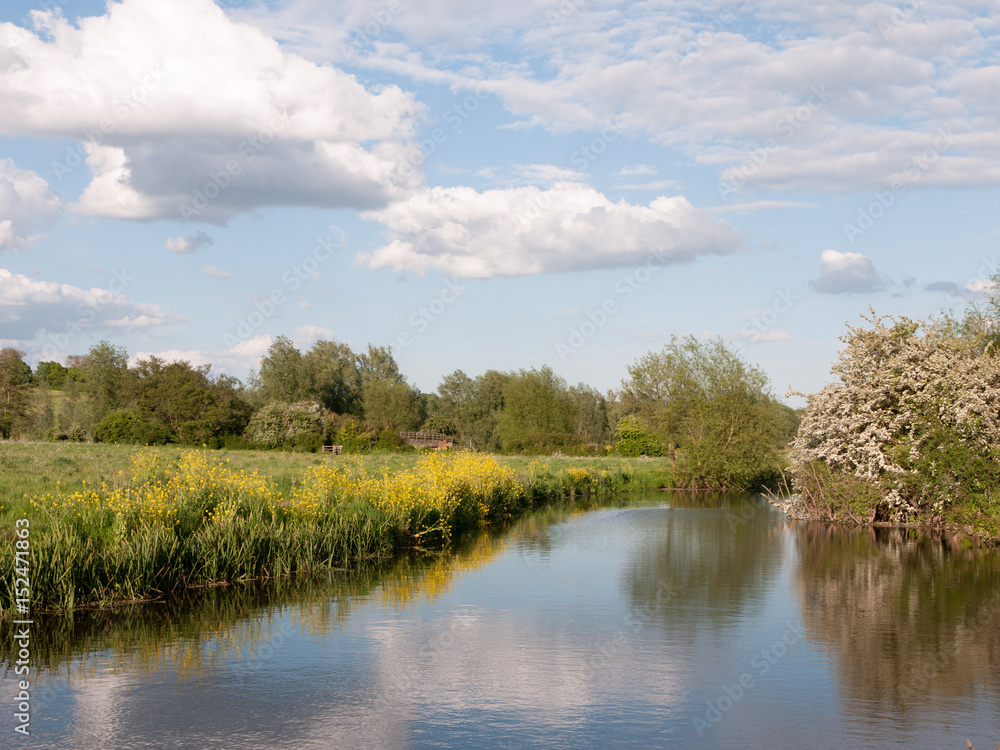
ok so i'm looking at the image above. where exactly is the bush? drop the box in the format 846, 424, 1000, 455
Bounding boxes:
790, 310, 1000, 523
45, 426, 89, 442
614, 415, 663, 457
245, 402, 322, 448
95, 411, 143, 443
219, 434, 260, 451
292, 432, 325, 453
374, 428, 404, 451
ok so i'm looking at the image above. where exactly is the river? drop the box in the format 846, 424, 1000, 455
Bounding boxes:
3, 491, 999, 749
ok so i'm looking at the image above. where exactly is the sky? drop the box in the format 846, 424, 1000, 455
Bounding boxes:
1, 0, 998, 405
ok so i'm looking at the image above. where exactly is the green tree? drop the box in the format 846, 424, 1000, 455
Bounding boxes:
0, 348, 34, 439
30, 386, 57, 439
498, 366, 580, 453
568, 383, 611, 447
362, 379, 423, 432
81, 341, 131, 425
131, 357, 252, 443
619, 336, 784, 488
34, 361, 69, 389
255, 336, 304, 403
358, 344, 406, 385
300, 340, 361, 414
420, 415, 458, 436
470, 370, 508, 451
358, 344, 422, 431
614, 415, 663, 457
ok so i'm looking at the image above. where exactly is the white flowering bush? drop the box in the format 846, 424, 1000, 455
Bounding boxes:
790, 309, 1000, 526
244, 401, 323, 447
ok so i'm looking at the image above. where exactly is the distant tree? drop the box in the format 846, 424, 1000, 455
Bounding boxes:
94, 410, 164, 445
498, 366, 580, 453
30, 386, 57, 439
568, 383, 611, 446
619, 336, 785, 488
64, 355, 87, 384
357, 344, 422, 431
435, 369, 476, 440
300, 340, 362, 414
614, 414, 663, 457
470, 370, 508, 451
131, 357, 252, 443
256, 336, 304, 404
362, 379, 423, 432
34, 361, 68, 389
81, 341, 131, 424
421, 415, 459, 436
0, 348, 34, 439
358, 344, 406, 385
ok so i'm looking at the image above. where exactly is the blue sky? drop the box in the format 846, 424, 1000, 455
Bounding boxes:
1, 0, 998, 404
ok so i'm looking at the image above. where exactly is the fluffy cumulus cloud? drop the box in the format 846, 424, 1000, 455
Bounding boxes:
0, 268, 173, 354
357, 185, 744, 277
0, 0, 422, 222
810, 249, 885, 295
0, 159, 62, 250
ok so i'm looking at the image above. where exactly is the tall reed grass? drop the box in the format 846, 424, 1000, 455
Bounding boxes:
1, 448, 668, 613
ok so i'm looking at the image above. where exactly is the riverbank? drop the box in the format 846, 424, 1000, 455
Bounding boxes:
771, 479, 1000, 548
0, 444, 675, 613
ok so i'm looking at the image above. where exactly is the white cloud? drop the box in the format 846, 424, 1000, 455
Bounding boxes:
0, 267, 173, 347
510, 164, 588, 186
358, 185, 744, 278
165, 231, 213, 254
201, 265, 235, 279
132, 334, 272, 376
0, 0, 423, 222
810, 249, 885, 295
616, 165, 657, 177
732, 328, 791, 343
613, 180, 679, 191
965, 278, 998, 294
294, 324, 336, 348
274, 1, 1000, 193
705, 200, 817, 215
0, 159, 63, 250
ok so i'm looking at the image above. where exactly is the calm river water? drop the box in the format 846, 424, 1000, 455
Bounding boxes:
3, 492, 1000, 749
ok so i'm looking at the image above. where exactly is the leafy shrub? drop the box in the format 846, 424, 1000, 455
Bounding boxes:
244, 402, 322, 448
292, 432, 325, 453
95, 411, 147, 444
374, 428, 404, 451
614, 415, 663, 457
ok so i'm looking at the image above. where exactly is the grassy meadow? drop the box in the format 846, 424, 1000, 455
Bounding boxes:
0, 442, 674, 614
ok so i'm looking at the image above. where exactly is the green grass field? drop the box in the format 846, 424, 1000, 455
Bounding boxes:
0, 442, 675, 509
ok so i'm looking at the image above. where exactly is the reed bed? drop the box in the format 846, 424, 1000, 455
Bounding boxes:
1, 448, 668, 613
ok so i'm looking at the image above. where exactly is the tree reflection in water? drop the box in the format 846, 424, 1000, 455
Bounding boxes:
622, 492, 786, 631
794, 523, 1000, 715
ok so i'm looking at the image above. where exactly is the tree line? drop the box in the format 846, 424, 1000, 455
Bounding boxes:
0, 334, 799, 488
